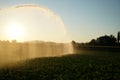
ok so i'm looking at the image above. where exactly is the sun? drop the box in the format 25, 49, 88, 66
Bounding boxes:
6, 22, 24, 41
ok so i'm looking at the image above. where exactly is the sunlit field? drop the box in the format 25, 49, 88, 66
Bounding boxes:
0, 50, 120, 80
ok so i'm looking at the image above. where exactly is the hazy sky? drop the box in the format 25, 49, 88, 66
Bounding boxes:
0, 0, 120, 42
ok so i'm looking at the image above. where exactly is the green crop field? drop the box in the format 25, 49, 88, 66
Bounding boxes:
0, 51, 120, 80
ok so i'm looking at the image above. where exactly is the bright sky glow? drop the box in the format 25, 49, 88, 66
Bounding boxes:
0, 0, 120, 42
5, 22, 24, 40
0, 4, 67, 42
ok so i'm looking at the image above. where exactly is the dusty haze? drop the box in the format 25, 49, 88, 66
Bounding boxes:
0, 41, 74, 66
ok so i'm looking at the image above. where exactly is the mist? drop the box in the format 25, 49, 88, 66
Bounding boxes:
0, 4, 75, 67
0, 41, 74, 66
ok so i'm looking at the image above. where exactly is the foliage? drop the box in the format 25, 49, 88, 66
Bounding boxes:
89, 35, 117, 46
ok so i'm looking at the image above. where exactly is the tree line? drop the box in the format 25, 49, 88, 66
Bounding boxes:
72, 32, 120, 46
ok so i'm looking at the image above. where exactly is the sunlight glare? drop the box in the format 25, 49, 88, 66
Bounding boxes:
6, 22, 24, 41
0, 4, 68, 42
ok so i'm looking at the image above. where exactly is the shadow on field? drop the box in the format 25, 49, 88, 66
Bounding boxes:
0, 51, 120, 80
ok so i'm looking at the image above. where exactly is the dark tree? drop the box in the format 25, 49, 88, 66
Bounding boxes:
117, 32, 120, 43
96, 35, 116, 46
71, 40, 76, 45
89, 39, 96, 45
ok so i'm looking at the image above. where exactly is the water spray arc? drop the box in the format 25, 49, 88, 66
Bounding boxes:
0, 4, 74, 66
14, 4, 67, 35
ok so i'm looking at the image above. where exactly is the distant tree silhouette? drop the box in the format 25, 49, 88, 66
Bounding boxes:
89, 35, 117, 46
89, 39, 96, 45
71, 40, 76, 45
97, 35, 116, 46
117, 32, 120, 43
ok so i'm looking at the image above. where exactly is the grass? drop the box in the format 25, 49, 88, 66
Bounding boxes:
0, 51, 120, 80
